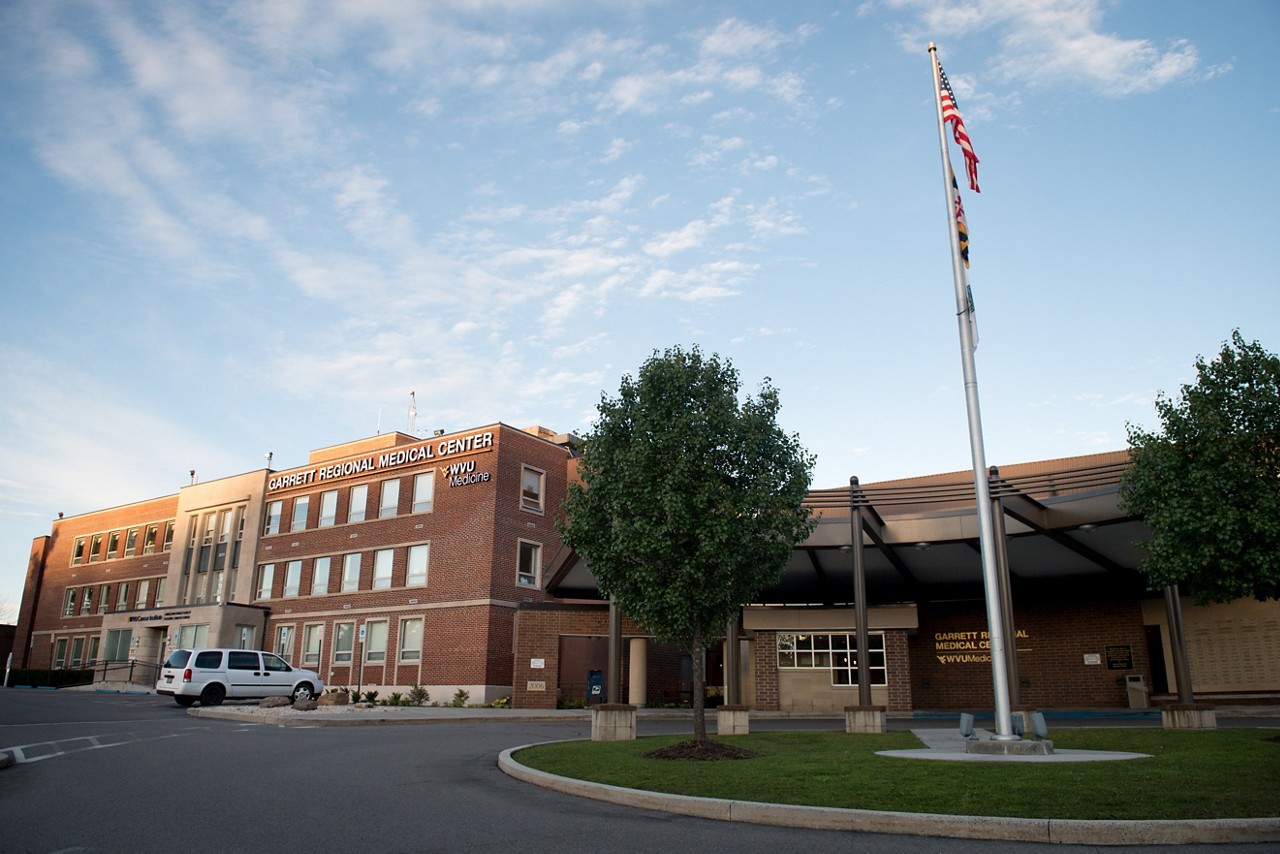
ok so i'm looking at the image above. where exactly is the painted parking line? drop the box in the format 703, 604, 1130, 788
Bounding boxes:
0, 731, 188, 765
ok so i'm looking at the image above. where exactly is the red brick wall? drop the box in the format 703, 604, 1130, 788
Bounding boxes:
910, 596, 1151, 709
512, 604, 686, 709
752, 629, 780, 710
15, 495, 179, 668
255, 425, 573, 695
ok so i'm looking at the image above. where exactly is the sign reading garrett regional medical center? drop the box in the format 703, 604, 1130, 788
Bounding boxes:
268, 431, 494, 491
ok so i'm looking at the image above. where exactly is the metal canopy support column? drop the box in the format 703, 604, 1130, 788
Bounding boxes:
725, 617, 741, 706
989, 467, 1021, 706
850, 477, 872, 707
607, 597, 621, 704
1164, 584, 1195, 704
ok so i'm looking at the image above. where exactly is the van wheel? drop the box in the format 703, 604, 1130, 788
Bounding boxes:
175, 696, 196, 708
292, 683, 316, 703
199, 684, 225, 707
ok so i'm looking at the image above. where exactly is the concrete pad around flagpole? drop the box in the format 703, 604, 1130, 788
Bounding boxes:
876, 729, 1151, 763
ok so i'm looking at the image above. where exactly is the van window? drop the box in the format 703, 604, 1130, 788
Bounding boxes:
193, 651, 223, 668
262, 653, 291, 672
164, 650, 192, 669
228, 651, 260, 670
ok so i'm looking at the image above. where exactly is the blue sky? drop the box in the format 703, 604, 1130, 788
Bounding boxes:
1, 0, 1277, 616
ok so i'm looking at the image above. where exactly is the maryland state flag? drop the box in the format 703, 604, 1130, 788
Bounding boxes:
952, 168, 970, 268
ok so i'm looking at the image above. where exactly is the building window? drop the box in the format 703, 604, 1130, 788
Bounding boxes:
177, 623, 209, 649
373, 549, 393, 589
71, 637, 85, 668
87, 636, 101, 665
82, 587, 93, 614
776, 632, 888, 687
107, 531, 120, 559
116, 583, 129, 611
521, 466, 544, 513
303, 624, 322, 666
284, 560, 302, 597
235, 625, 255, 649
155, 577, 167, 607
342, 553, 360, 592
264, 500, 283, 535
89, 534, 103, 563
319, 490, 338, 527
72, 537, 86, 565
54, 638, 68, 669
406, 544, 429, 587
162, 521, 175, 552
333, 622, 354, 663
105, 629, 131, 662
517, 540, 541, 587
291, 496, 310, 532
257, 564, 275, 600
276, 625, 295, 661
312, 556, 330, 595
63, 588, 77, 617
399, 618, 423, 662
364, 620, 388, 663
143, 525, 158, 554
412, 472, 434, 513
136, 579, 151, 609
348, 484, 367, 523
98, 584, 109, 614
379, 479, 400, 518
124, 528, 139, 557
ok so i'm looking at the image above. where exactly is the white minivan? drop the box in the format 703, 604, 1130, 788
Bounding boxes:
156, 648, 324, 707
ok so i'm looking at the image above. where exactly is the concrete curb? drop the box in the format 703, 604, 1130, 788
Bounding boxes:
188, 707, 594, 726
497, 743, 1280, 846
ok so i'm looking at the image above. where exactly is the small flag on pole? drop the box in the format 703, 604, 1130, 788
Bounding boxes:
938, 64, 980, 192
951, 168, 969, 268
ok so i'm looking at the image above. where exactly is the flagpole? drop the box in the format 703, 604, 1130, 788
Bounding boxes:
929, 42, 1016, 741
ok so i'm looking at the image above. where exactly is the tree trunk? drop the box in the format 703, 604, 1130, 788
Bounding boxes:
691, 626, 707, 742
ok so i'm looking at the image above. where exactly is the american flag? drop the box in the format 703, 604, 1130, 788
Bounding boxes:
939, 64, 980, 193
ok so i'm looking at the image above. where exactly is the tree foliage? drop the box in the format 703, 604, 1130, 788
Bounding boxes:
558, 346, 816, 739
1120, 331, 1280, 604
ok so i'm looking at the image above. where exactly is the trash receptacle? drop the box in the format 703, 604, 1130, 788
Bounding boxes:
1126, 674, 1148, 709
587, 669, 604, 704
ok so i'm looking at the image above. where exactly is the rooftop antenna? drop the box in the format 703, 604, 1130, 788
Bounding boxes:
408, 390, 418, 436
265, 451, 274, 470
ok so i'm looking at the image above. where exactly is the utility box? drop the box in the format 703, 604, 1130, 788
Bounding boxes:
1126, 674, 1148, 709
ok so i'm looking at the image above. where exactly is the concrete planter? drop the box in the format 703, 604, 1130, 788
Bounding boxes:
844, 705, 887, 734
1161, 703, 1217, 730
717, 705, 750, 736
590, 703, 637, 741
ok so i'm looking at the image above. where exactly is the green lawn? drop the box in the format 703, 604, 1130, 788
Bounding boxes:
515, 729, 1280, 820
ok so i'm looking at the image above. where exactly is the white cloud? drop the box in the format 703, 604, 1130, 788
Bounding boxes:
888, 0, 1204, 96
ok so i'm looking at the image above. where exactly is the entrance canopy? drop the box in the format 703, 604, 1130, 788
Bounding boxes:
546, 451, 1151, 605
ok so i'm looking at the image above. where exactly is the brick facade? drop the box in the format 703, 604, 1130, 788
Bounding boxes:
512, 603, 686, 709
911, 594, 1152, 710
253, 425, 572, 702
12, 424, 576, 705
14, 495, 180, 670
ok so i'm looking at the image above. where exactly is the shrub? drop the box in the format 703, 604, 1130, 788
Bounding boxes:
408, 684, 429, 706
450, 688, 470, 707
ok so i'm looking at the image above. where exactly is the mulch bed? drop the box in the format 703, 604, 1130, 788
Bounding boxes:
643, 739, 757, 761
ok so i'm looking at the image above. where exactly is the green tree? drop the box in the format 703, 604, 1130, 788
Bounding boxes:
559, 346, 816, 743
1121, 331, 1280, 603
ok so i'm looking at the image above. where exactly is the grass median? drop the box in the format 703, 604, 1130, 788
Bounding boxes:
514, 729, 1280, 820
